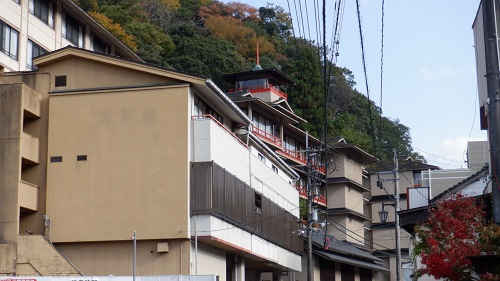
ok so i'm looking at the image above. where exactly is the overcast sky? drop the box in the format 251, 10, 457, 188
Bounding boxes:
222, 0, 487, 169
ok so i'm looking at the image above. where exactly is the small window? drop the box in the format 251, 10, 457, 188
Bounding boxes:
254, 193, 262, 214
272, 164, 278, 174
50, 156, 62, 162
91, 35, 108, 54
258, 153, 265, 163
55, 75, 67, 87
77, 155, 87, 161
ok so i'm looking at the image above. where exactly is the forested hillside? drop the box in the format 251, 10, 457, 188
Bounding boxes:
76, 0, 423, 162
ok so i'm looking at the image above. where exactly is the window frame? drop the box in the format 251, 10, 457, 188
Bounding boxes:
29, 0, 55, 28
0, 20, 19, 60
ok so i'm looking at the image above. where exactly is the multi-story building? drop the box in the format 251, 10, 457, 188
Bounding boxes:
0, 46, 302, 280
222, 67, 386, 280
0, 0, 141, 72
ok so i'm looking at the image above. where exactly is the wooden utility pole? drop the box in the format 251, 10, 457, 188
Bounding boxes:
482, 0, 500, 224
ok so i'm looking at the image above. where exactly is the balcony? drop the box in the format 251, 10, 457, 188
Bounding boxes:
191, 161, 302, 254
295, 185, 326, 206
228, 84, 288, 100
251, 126, 282, 148
277, 148, 306, 165
21, 132, 39, 164
19, 180, 38, 211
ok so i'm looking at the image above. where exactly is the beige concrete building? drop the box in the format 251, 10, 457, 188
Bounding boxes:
0, 47, 303, 280
0, 0, 141, 72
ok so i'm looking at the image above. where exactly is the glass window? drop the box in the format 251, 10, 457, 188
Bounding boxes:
272, 165, 278, 174
62, 13, 83, 47
91, 35, 108, 54
193, 94, 223, 124
252, 112, 275, 135
29, 0, 54, 28
0, 21, 19, 60
258, 153, 265, 163
27, 40, 48, 70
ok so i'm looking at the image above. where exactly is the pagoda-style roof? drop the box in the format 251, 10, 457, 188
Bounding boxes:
221, 68, 295, 86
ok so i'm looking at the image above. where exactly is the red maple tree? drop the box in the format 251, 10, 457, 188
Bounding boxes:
414, 194, 486, 280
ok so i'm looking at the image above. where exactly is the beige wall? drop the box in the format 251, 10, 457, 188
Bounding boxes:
46, 85, 190, 242
57, 239, 190, 276
328, 154, 363, 184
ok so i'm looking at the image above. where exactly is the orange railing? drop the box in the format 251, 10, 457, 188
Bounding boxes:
279, 148, 307, 164
251, 126, 282, 147
295, 185, 326, 206
228, 84, 288, 100
192, 115, 248, 148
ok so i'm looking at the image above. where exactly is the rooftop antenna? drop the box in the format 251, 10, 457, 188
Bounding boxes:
253, 43, 262, 70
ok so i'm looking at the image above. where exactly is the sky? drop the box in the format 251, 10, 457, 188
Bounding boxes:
223, 0, 487, 169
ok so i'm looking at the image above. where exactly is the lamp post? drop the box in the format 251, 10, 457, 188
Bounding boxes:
378, 151, 402, 281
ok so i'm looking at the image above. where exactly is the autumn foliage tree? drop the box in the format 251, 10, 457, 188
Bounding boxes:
414, 194, 499, 281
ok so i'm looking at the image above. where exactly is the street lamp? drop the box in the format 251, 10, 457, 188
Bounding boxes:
378, 202, 389, 223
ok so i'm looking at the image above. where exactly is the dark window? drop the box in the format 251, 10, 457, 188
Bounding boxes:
272, 164, 278, 174
91, 35, 108, 54
254, 193, 262, 214
77, 155, 87, 161
258, 153, 265, 163
29, 0, 54, 27
55, 76, 67, 87
50, 156, 62, 163
0, 20, 19, 60
193, 94, 223, 124
63, 13, 82, 47
27, 40, 48, 70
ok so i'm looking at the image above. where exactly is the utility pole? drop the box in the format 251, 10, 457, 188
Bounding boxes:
482, 0, 500, 224
393, 151, 402, 281
306, 135, 313, 281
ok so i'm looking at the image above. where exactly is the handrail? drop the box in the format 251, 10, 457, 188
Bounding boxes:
294, 185, 326, 206
251, 126, 282, 147
280, 148, 307, 164
227, 84, 288, 100
192, 115, 248, 148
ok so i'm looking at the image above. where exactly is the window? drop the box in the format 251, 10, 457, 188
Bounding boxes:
62, 13, 83, 47
27, 40, 48, 70
414, 172, 422, 186
91, 35, 108, 54
76, 155, 87, 161
272, 164, 278, 174
0, 20, 19, 60
55, 76, 67, 87
13, 0, 20, 4
236, 78, 268, 90
29, 0, 54, 28
252, 112, 275, 135
50, 156, 62, 163
258, 153, 266, 163
254, 193, 262, 214
193, 94, 223, 123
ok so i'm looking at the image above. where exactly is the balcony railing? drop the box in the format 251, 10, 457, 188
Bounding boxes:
251, 126, 282, 147
278, 148, 307, 164
294, 185, 326, 206
228, 84, 288, 100
312, 163, 326, 174
192, 114, 248, 148
191, 161, 302, 254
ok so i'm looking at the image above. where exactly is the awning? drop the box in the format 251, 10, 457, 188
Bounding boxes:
313, 249, 389, 272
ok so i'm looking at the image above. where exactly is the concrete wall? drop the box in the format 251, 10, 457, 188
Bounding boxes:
46, 85, 190, 242
57, 239, 190, 276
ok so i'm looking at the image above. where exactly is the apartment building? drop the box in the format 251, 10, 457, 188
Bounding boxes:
222, 67, 385, 280
0, 0, 141, 72
0, 47, 302, 280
